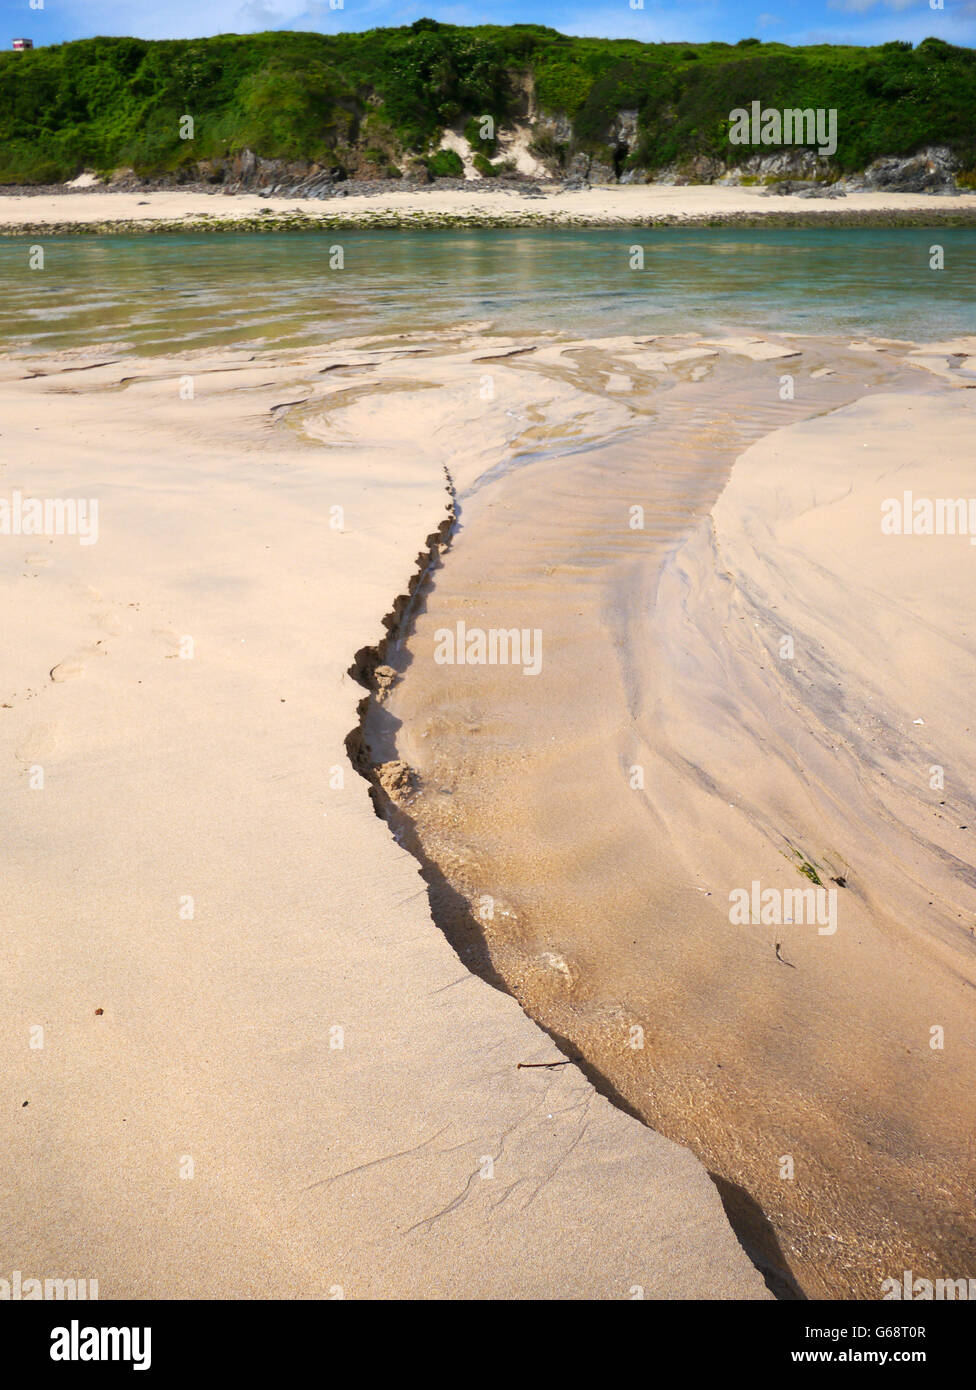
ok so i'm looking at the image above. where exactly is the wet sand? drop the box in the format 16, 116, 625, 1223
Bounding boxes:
360, 332, 976, 1297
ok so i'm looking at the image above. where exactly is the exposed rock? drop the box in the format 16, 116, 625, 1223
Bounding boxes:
659, 155, 726, 185
739, 149, 831, 182
610, 109, 640, 148
107, 166, 138, 188
189, 149, 349, 195
587, 159, 617, 185
761, 179, 846, 199
798, 184, 847, 199
233, 147, 257, 181
405, 158, 433, 184
761, 178, 816, 194
196, 159, 226, 185
88, 130, 968, 199
534, 111, 573, 144
651, 163, 681, 186
848, 146, 959, 195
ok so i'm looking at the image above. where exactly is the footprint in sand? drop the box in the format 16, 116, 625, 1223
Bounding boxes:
49, 642, 105, 683
154, 626, 190, 660
49, 656, 86, 683
93, 609, 124, 636
15, 723, 59, 763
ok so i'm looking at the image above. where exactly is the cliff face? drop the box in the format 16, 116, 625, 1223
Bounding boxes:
1, 27, 974, 190
117, 136, 961, 202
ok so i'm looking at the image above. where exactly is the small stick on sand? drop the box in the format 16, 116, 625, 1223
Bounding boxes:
775, 942, 797, 969
517, 1060, 572, 1069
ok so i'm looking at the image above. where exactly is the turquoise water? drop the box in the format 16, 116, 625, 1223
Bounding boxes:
1, 227, 973, 353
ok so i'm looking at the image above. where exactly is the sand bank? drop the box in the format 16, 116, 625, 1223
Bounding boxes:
2, 184, 976, 234
0, 335, 770, 1298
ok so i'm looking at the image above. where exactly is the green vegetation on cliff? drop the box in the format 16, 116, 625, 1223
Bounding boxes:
0, 22, 973, 183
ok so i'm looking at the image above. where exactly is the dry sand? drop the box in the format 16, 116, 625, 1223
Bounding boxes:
0, 336, 771, 1298
2, 184, 976, 231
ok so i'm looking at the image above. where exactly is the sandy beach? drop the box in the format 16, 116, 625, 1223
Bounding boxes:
2, 185, 976, 233
3, 320, 974, 1300
0, 335, 772, 1298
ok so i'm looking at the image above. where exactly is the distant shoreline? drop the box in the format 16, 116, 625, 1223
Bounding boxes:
3, 185, 976, 235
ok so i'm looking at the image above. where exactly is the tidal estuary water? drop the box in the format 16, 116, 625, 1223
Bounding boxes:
1, 227, 975, 352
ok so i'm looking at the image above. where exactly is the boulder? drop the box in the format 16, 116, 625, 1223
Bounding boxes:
855, 146, 959, 194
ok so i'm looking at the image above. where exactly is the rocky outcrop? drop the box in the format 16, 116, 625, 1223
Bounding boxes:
195, 148, 346, 194
655, 155, 727, 185
587, 159, 617, 185
718, 149, 833, 184
761, 180, 847, 199
610, 109, 640, 148
90, 131, 967, 198
845, 145, 960, 195
533, 111, 573, 145
652, 143, 960, 196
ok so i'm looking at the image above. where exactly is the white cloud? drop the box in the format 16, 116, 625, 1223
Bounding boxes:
236, 0, 285, 26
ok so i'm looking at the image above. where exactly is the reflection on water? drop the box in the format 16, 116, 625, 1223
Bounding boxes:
0, 227, 974, 354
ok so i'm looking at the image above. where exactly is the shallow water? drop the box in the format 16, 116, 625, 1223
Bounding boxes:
360, 332, 976, 1298
1, 227, 974, 353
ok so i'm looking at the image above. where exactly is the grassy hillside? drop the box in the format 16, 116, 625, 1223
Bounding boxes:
1, 23, 974, 183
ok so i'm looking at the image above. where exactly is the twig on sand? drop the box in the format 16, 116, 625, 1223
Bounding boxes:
775, 942, 797, 969
517, 1060, 572, 1069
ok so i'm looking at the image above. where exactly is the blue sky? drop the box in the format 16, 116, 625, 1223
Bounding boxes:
7, 0, 976, 49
